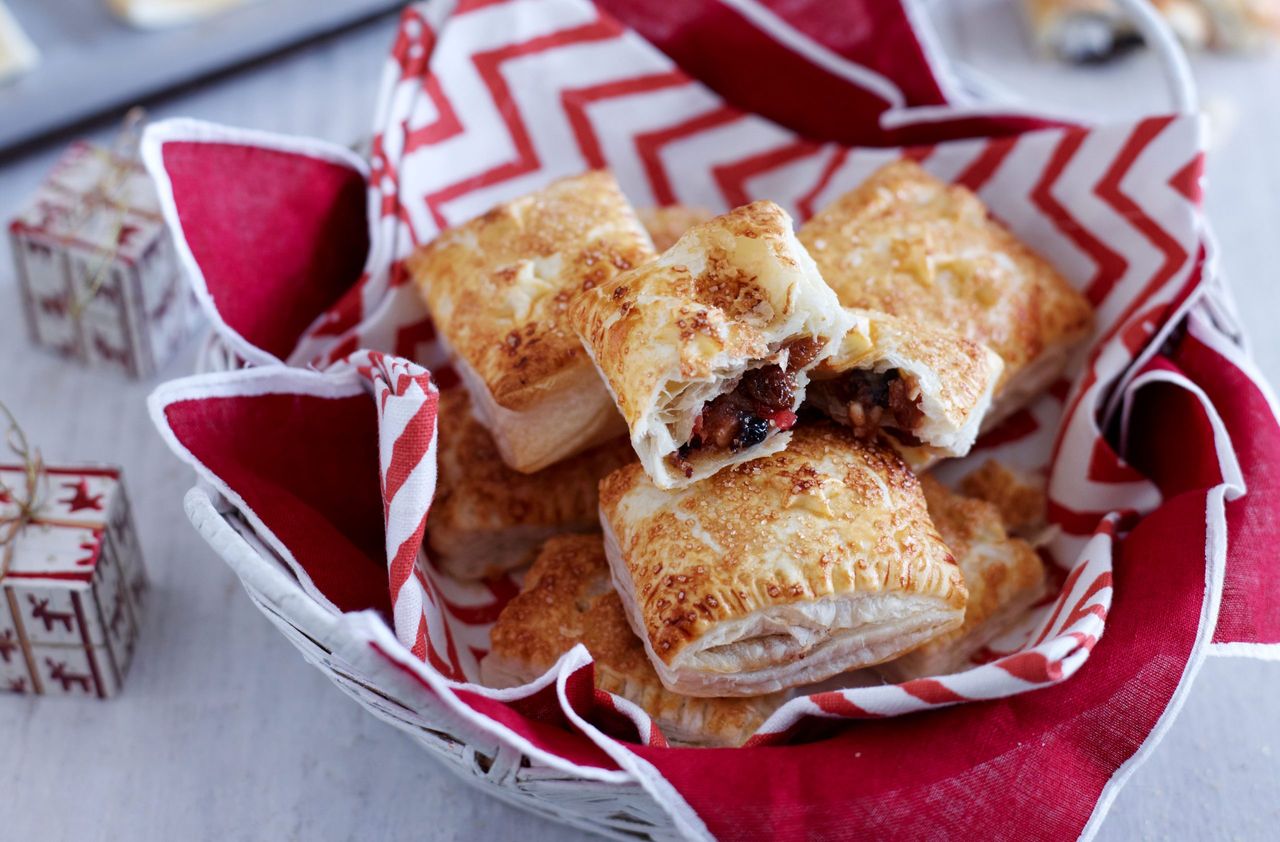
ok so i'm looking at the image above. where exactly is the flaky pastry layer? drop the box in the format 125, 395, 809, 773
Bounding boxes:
598, 424, 967, 696
409, 170, 650, 471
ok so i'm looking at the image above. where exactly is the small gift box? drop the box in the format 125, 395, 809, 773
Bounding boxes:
0, 463, 148, 697
8, 126, 200, 379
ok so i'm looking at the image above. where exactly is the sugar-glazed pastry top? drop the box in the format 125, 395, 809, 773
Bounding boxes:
409, 170, 653, 472
798, 160, 1093, 424
410, 170, 654, 412
573, 200, 853, 488
598, 423, 967, 696
481, 534, 783, 746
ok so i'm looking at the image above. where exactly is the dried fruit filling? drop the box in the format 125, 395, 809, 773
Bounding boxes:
671, 367, 807, 479
833, 369, 925, 443
668, 340, 826, 476
698, 367, 795, 450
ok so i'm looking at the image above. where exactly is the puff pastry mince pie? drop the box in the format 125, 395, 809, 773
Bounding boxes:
598, 424, 968, 697
481, 534, 783, 746
879, 476, 1047, 681
428, 389, 635, 580
806, 308, 1004, 466
573, 200, 854, 490
798, 160, 1094, 429
409, 170, 654, 473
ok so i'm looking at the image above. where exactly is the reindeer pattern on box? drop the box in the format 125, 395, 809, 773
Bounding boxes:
0, 465, 147, 697
8, 141, 200, 379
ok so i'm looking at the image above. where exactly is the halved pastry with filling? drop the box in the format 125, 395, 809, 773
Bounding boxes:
806, 308, 1004, 467
598, 424, 968, 697
408, 170, 654, 473
573, 201, 854, 489
798, 160, 1094, 429
879, 476, 1047, 681
428, 389, 636, 579
480, 534, 783, 746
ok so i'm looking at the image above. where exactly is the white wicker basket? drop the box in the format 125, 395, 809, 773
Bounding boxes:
179, 2, 1195, 838
184, 484, 676, 840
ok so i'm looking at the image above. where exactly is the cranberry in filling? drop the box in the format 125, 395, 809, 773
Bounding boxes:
671, 363, 803, 475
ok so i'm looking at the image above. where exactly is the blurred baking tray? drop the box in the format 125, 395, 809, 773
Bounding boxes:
0, 0, 403, 152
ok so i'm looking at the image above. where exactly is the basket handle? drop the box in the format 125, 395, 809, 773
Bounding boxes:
919, 0, 1198, 118
1113, 0, 1198, 113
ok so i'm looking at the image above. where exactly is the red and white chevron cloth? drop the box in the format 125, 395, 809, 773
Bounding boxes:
143, 1, 1280, 838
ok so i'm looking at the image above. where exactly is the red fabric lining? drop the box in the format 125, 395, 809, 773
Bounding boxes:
592, 0, 1070, 147
164, 393, 391, 615
1124, 363, 1223, 496
632, 492, 1210, 840
163, 142, 369, 360
1173, 334, 1280, 646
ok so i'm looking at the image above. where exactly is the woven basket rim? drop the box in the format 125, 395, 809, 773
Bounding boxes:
182, 482, 680, 840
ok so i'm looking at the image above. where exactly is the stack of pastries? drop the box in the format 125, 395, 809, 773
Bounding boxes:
409, 161, 1093, 747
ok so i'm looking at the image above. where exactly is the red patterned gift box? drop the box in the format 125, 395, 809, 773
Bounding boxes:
8, 139, 201, 379
0, 465, 147, 697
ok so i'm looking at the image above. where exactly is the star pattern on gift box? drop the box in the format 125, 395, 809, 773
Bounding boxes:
2, 465, 145, 700
59, 479, 103, 513
37, 293, 69, 318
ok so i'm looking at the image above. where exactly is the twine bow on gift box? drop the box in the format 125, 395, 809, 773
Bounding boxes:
65, 107, 149, 319
0, 402, 47, 582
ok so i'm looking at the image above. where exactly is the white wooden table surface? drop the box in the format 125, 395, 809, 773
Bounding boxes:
1, 6, 1278, 840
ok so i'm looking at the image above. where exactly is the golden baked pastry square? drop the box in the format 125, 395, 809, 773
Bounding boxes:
798, 160, 1093, 427
879, 476, 1047, 681
598, 424, 968, 697
409, 170, 653, 473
